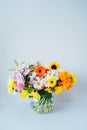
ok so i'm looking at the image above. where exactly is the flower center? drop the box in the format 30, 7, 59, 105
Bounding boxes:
51, 65, 57, 69
37, 82, 40, 86
39, 70, 42, 73
51, 81, 53, 83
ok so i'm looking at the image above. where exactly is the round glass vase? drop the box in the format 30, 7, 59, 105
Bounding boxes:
31, 97, 54, 113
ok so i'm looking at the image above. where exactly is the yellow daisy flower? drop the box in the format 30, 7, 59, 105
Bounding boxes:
20, 90, 29, 99
50, 62, 60, 70
47, 77, 56, 88
45, 88, 52, 93
8, 79, 16, 94
54, 86, 62, 95
69, 72, 77, 84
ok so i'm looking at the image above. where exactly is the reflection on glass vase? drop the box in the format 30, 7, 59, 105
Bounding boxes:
31, 97, 54, 113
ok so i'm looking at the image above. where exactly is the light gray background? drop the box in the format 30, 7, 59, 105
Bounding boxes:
0, 0, 87, 130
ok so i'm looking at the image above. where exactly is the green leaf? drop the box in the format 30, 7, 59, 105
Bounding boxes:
21, 61, 25, 64
39, 90, 52, 99
14, 59, 19, 67
9, 68, 16, 71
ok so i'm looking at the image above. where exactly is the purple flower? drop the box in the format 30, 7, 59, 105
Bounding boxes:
17, 63, 30, 76
12, 71, 24, 85
23, 69, 30, 76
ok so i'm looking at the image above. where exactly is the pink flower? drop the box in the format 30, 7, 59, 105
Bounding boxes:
14, 83, 24, 91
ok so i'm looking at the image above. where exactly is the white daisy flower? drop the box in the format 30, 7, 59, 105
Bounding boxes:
51, 70, 59, 80
30, 72, 36, 81
33, 78, 44, 90
45, 70, 59, 80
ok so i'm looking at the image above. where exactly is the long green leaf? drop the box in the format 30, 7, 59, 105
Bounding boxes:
14, 59, 19, 67
9, 68, 16, 71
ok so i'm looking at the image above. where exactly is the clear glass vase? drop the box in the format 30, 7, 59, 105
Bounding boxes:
31, 97, 54, 113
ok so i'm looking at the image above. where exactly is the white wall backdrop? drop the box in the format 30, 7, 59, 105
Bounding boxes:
0, 0, 87, 130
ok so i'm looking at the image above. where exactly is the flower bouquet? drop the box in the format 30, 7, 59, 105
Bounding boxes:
8, 60, 76, 113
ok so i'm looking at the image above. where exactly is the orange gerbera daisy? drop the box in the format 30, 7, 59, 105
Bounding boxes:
58, 71, 72, 90
35, 66, 46, 77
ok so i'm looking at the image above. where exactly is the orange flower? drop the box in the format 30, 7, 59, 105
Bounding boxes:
35, 66, 46, 77
58, 71, 72, 90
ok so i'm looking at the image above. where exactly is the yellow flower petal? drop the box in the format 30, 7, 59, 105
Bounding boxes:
50, 62, 60, 70
32, 92, 40, 99
54, 86, 62, 95
47, 77, 56, 88
20, 90, 29, 99
8, 79, 16, 94
45, 88, 52, 93
69, 72, 77, 84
